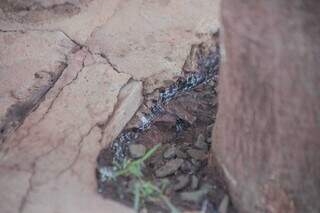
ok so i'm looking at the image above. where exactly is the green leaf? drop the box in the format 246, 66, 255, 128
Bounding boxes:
140, 143, 161, 162
133, 182, 141, 213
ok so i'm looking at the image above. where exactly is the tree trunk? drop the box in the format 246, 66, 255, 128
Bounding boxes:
213, 1, 320, 212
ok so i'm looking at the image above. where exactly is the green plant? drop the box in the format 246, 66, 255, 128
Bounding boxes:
113, 144, 180, 213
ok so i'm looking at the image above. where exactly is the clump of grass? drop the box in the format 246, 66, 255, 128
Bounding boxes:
113, 144, 180, 213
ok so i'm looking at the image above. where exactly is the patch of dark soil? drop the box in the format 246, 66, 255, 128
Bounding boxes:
96, 33, 237, 212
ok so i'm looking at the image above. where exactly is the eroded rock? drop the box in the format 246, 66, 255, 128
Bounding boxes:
0, 30, 76, 144
0, 55, 138, 213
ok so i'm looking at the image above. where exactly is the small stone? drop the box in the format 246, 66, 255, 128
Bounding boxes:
176, 148, 188, 159
180, 184, 211, 203
129, 144, 146, 159
163, 146, 177, 159
207, 124, 214, 136
207, 137, 212, 144
173, 175, 190, 191
180, 160, 193, 173
191, 159, 201, 166
197, 134, 205, 143
218, 195, 229, 213
140, 208, 148, 213
194, 134, 209, 151
190, 159, 202, 173
155, 158, 184, 177
181, 160, 201, 174
191, 175, 199, 190
187, 148, 207, 160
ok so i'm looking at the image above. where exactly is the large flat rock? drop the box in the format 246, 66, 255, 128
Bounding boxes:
0, 1, 220, 212
87, 0, 220, 93
0, 0, 121, 44
0, 48, 141, 213
0, 30, 76, 144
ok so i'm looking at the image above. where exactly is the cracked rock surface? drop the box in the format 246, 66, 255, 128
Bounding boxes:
0, 0, 220, 212
0, 48, 139, 213
87, 0, 220, 93
0, 0, 121, 44
0, 30, 76, 144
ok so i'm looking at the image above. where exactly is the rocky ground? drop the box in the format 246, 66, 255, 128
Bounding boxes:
97, 79, 229, 213
0, 1, 220, 213
96, 33, 236, 213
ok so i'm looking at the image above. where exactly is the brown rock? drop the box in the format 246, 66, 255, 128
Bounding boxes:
155, 158, 184, 178
163, 146, 177, 159
173, 175, 190, 191
187, 148, 207, 161
129, 144, 146, 159
214, 0, 320, 212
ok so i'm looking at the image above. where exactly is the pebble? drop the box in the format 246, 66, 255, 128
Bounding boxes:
197, 134, 205, 143
191, 159, 202, 173
194, 134, 209, 151
173, 175, 190, 191
180, 184, 211, 204
163, 146, 177, 159
180, 160, 193, 173
191, 175, 199, 190
155, 158, 184, 177
181, 160, 201, 174
218, 195, 229, 213
187, 148, 207, 161
207, 124, 214, 137
207, 137, 212, 144
128, 144, 146, 159
176, 148, 188, 159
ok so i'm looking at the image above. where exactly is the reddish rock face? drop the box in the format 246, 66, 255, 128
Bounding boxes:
213, 1, 320, 213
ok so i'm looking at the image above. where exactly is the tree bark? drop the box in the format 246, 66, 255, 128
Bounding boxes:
213, 1, 320, 212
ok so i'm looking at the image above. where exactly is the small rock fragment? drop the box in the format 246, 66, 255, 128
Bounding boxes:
176, 148, 188, 159
197, 134, 205, 143
207, 137, 212, 144
129, 144, 146, 159
180, 160, 193, 173
191, 175, 199, 190
180, 184, 211, 203
187, 148, 207, 160
194, 134, 209, 151
173, 175, 190, 191
190, 159, 202, 173
181, 160, 201, 174
207, 124, 214, 136
218, 195, 229, 213
155, 158, 184, 177
163, 146, 177, 159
